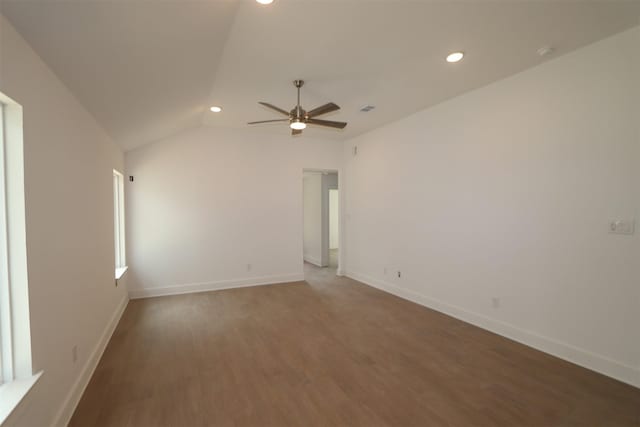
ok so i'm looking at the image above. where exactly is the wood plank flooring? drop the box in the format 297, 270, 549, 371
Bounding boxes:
70, 264, 640, 427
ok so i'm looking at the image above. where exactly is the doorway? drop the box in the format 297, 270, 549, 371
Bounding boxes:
302, 169, 339, 272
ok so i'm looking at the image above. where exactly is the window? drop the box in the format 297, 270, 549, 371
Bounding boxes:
0, 101, 8, 385
113, 170, 127, 279
0, 92, 39, 424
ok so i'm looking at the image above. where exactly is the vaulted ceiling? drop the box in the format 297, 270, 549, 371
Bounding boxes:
2, 0, 639, 151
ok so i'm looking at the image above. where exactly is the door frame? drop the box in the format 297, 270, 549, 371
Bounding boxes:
302, 168, 344, 275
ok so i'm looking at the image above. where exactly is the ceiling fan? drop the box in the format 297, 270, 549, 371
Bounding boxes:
248, 80, 347, 136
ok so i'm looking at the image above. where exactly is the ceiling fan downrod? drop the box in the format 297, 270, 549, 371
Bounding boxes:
293, 79, 304, 119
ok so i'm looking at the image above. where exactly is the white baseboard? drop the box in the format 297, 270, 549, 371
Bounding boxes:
303, 255, 323, 267
52, 295, 129, 427
346, 271, 640, 389
128, 273, 305, 299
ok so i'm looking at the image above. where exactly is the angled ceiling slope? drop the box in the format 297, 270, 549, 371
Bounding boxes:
2, 1, 640, 151
204, 0, 640, 141
1, 0, 240, 151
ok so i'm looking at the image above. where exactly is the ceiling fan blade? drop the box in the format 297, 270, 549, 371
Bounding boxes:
292, 128, 303, 136
248, 119, 290, 125
258, 102, 290, 116
306, 118, 347, 129
307, 102, 340, 118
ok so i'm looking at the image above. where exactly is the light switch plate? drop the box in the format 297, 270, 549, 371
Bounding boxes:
609, 219, 635, 235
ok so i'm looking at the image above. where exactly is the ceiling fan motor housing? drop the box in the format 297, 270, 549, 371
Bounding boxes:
290, 107, 306, 120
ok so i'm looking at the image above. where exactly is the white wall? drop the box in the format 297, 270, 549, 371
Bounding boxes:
125, 127, 342, 297
635, 23, 640, 381
329, 189, 339, 249
343, 27, 640, 386
303, 173, 323, 266
0, 14, 129, 427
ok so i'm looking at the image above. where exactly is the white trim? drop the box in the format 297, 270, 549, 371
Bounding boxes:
115, 266, 128, 280
129, 273, 305, 300
51, 295, 129, 427
346, 270, 640, 389
112, 170, 126, 270
0, 371, 42, 425
303, 255, 322, 267
0, 100, 12, 385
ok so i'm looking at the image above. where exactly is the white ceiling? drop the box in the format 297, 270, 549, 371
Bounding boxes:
2, 0, 639, 151
1, 0, 239, 150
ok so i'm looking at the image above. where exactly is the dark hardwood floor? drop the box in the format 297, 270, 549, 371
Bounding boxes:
70, 263, 640, 426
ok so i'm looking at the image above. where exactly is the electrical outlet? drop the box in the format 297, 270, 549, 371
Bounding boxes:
72, 345, 78, 363
492, 297, 500, 309
397, 271, 401, 279
609, 219, 634, 235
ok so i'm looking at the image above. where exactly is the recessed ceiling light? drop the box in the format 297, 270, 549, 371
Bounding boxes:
256, 0, 274, 4
446, 52, 464, 63
210, 106, 222, 113
290, 120, 306, 130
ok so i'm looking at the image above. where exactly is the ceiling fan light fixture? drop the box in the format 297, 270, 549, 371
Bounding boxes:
446, 52, 464, 63
290, 120, 306, 130
256, 0, 274, 4
209, 106, 222, 113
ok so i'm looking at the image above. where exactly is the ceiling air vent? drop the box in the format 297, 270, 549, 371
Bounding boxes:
360, 105, 375, 112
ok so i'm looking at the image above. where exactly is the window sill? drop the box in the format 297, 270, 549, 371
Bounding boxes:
0, 371, 43, 426
115, 266, 129, 280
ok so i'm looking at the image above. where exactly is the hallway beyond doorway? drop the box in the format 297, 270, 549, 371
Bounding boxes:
302, 169, 339, 271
